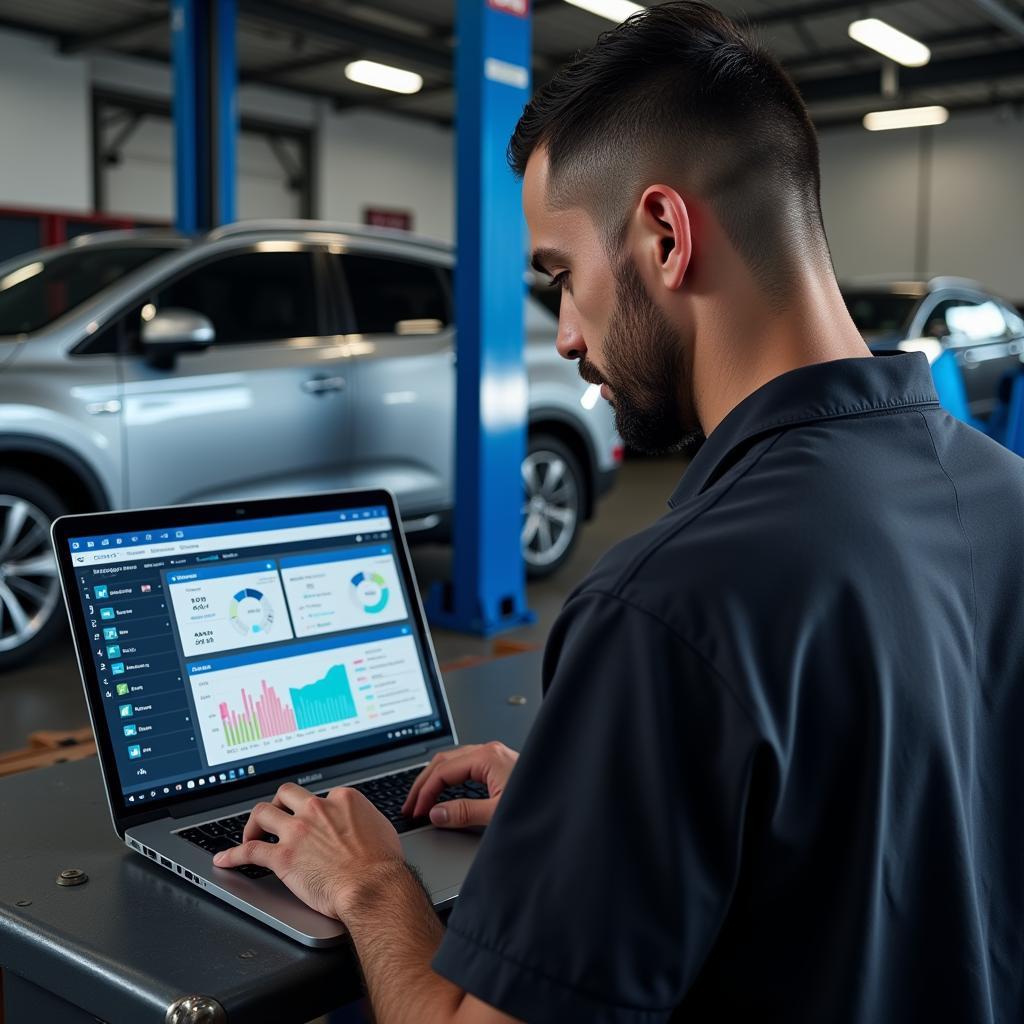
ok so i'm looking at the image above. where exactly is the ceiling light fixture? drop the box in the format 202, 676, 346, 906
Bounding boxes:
344, 60, 423, 95
848, 18, 931, 67
563, 0, 644, 24
863, 105, 950, 131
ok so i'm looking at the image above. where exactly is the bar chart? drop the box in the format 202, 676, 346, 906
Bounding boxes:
217, 665, 359, 745
189, 632, 433, 765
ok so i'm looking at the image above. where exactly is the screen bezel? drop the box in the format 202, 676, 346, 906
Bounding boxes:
52, 488, 456, 832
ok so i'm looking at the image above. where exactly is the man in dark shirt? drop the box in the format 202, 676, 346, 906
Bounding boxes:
215, 3, 1024, 1021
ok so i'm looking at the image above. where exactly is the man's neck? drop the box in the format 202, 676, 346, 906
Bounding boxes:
693, 270, 871, 437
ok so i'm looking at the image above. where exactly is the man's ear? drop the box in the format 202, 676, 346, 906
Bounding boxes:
636, 184, 692, 292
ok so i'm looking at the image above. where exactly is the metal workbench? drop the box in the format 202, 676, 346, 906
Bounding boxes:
0, 650, 543, 1024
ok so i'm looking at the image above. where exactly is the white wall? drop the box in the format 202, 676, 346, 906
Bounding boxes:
103, 115, 307, 221
819, 109, 1024, 301
318, 109, 454, 241
0, 30, 90, 212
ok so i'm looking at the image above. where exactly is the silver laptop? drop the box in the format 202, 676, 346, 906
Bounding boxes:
52, 489, 479, 946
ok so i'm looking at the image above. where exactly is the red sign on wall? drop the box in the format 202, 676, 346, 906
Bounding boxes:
487, 0, 530, 16
363, 208, 414, 232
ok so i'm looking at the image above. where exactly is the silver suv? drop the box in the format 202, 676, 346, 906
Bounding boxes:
0, 222, 620, 668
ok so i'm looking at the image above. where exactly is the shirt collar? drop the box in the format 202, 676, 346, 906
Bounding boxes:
669, 352, 940, 507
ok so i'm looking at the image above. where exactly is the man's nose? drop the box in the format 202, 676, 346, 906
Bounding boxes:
555, 314, 586, 362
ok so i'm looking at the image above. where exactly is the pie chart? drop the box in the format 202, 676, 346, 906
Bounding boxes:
229, 587, 275, 636
350, 571, 390, 614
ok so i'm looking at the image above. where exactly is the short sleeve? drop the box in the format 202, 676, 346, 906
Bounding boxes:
432, 591, 762, 1023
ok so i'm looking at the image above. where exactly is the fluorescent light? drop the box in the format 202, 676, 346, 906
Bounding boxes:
863, 105, 949, 131
344, 60, 423, 95
563, 0, 644, 24
849, 18, 931, 67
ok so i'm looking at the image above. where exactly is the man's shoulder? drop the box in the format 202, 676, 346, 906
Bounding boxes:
576, 488, 794, 611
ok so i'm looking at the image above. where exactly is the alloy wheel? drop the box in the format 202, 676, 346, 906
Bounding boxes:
521, 448, 580, 570
0, 495, 61, 653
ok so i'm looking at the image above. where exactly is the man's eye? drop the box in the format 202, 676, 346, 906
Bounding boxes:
550, 272, 570, 291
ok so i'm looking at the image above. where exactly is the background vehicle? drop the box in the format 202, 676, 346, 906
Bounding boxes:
0, 222, 620, 669
843, 276, 1024, 420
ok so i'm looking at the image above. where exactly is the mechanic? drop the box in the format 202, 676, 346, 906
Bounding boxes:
215, 4, 1024, 1021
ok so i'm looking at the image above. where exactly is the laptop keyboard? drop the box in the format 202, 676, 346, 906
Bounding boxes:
175, 766, 489, 880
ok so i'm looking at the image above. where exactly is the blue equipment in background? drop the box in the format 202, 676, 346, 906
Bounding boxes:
171, 0, 237, 232
931, 348, 1024, 456
427, 0, 536, 635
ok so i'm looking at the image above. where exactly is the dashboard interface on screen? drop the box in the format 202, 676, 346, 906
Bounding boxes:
64, 506, 445, 807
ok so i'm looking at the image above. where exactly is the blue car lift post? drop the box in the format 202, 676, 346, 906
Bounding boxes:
428, 0, 536, 635
171, 0, 237, 232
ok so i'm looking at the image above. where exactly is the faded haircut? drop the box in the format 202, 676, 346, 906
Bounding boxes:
508, 1, 831, 300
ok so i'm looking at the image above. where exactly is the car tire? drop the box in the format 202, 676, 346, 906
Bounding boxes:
522, 434, 585, 579
0, 471, 68, 672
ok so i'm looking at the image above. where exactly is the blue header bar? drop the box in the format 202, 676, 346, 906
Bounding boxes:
167, 558, 276, 586
279, 545, 392, 570
187, 623, 412, 675
68, 505, 389, 551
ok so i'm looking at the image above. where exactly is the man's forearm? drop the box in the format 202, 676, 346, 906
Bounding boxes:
340, 861, 465, 1024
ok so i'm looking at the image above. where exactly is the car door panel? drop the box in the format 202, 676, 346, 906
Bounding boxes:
333, 252, 454, 520
120, 246, 354, 507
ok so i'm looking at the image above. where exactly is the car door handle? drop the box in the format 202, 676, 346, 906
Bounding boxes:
86, 400, 123, 415
302, 375, 346, 395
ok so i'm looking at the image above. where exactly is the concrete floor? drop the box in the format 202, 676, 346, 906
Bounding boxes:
0, 454, 687, 753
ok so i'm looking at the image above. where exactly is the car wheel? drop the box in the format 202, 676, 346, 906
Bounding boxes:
521, 434, 584, 579
0, 471, 68, 672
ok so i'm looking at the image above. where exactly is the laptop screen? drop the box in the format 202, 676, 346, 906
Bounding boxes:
59, 498, 450, 811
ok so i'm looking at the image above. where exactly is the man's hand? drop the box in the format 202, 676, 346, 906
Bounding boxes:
212, 783, 404, 920
403, 741, 518, 829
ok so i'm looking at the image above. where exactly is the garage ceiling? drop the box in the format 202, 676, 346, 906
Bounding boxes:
0, 0, 1022, 129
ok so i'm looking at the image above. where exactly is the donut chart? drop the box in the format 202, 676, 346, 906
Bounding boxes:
229, 587, 275, 636
350, 571, 390, 615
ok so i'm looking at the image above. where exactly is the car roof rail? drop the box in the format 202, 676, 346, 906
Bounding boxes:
68, 228, 186, 248
205, 219, 452, 252
926, 275, 986, 293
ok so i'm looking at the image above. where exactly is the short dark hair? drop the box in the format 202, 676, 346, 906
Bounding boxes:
508, 1, 829, 297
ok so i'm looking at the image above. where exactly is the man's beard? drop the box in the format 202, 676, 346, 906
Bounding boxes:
580, 257, 704, 456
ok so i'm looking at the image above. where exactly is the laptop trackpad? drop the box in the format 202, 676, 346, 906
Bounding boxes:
401, 827, 481, 898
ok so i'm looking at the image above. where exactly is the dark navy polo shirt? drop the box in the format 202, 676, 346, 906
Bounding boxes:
433, 353, 1024, 1023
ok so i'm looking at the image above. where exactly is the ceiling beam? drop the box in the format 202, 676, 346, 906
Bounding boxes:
59, 13, 167, 55
974, 0, 1024, 44
241, 50, 355, 85
237, 0, 450, 72
746, 0, 912, 26
796, 46, 1024, 103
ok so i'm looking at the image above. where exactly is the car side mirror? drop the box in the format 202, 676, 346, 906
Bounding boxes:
141, 308, 215, 355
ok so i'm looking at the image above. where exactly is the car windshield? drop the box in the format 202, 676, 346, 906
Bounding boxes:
843, 290, 918, 335
0, 244, 176, 335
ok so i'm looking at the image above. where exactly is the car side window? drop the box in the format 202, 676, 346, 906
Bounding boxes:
924, 298, 1009, 343
154, 251, 319, 344
340, 254, 449, 335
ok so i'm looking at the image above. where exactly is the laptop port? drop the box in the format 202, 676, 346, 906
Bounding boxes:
160, 857, 172, 869
183, 870, 193, 881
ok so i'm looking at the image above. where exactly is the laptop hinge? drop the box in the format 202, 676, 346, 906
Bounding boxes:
167, 744, 432, 818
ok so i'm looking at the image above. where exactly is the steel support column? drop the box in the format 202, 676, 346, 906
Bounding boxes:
427, 0, 535, 635
171, 0, 237, 232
